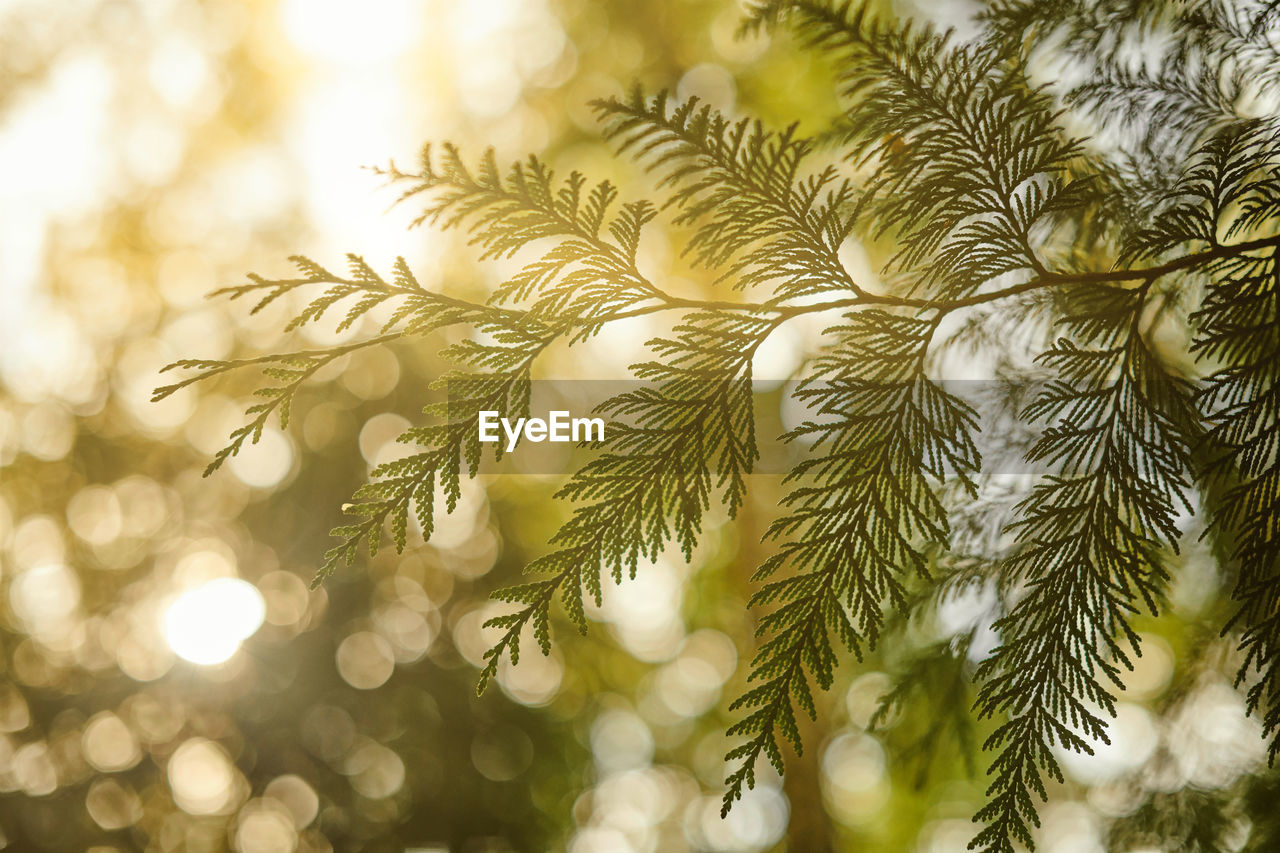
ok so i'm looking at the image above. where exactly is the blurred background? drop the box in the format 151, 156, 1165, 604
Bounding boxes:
0, 0, 1275, 851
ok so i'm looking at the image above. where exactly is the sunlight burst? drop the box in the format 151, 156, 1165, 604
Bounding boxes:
163, 579, 265, 665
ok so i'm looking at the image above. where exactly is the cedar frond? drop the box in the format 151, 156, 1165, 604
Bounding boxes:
593, 89, 860, 300
972, 285, 1199, 852
381, 144, 665, 335
1195, 246, 1280, 763
753, 1, 1091, 297
479, 310, 771, 693
162, 4, 1280, 845
722, 309, 979, 814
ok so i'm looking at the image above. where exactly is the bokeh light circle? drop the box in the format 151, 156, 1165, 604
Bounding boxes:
164, 578, 266, 665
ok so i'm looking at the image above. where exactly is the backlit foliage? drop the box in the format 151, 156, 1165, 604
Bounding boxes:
167, 1, 1280, 848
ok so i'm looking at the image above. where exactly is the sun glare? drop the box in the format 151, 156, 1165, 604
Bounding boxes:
163, 578, 266, 666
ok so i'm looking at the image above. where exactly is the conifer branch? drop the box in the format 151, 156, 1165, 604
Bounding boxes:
154, 332, 409, 477
378, 143, 682, 332
972, 281, 1200, 851
1195, 246, 1280, 763
315, 322, 556, 587
723, 310, 980, 814
752, 1, 1089, 299
480, 310, 775, 692
593, 89, 862, 300
161, 4, 1280, 844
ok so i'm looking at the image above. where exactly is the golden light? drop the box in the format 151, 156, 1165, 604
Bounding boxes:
163, 578, 266, 666
168, 737, 245, 816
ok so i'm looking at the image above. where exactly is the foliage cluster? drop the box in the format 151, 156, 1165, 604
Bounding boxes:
163, 1, 1280, 848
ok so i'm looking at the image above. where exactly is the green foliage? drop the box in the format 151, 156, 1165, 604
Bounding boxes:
384, 144, 663, 330
766, 1, 1087, 290
1196, 244, 1280, 763
873, 632, 981, 787
972, 283, 1200, 851
1108, 786, 1238, 853
166, 1, 1280, 849
477, 308, 769, 693
152, 254, 495, 477
594, 88, 858, 299
722, 309, 979, 814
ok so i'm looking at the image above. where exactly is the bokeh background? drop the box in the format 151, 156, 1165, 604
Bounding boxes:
1, 1, 1275, 851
